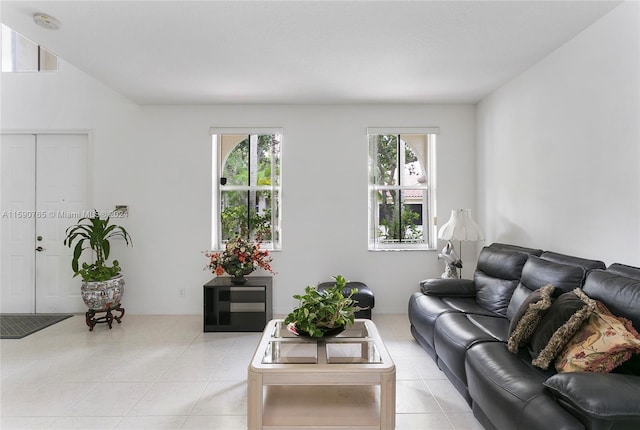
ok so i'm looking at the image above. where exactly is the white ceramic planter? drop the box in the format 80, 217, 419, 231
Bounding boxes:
81, 275, 125, 311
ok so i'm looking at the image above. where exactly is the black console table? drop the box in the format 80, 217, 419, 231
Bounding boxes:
203, 276, 272, 332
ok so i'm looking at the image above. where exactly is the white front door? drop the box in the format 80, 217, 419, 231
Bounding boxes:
1, 134, 37, 312
1, 133, 89, 313
35, 134, 89, 313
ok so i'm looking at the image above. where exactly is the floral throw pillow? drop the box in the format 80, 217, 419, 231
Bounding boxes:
555, 301, 640, 373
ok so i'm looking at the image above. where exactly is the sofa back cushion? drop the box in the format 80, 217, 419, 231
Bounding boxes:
474, 247, 530, 316
488, 243, 544, 257
540, 251, 605, 273
506, 256, 587, 320
606, 263, 640, 281
583, 269, 640, 330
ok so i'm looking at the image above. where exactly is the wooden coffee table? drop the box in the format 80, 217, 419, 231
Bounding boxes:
247, 319, 396, 429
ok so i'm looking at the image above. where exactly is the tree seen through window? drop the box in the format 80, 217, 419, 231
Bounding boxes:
213, 132, 281, 250
368, 130, 437, 250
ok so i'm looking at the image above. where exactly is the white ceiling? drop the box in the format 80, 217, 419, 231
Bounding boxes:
1, 0, 622, 105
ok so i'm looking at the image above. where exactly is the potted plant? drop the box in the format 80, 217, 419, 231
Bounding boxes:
205, 236, 274, 284
63, 211, 132, 312
284, 275, 364, 338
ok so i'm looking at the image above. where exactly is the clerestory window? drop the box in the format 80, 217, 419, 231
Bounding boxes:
1, 24, 58, 72
211, 128, 282, 250
367, 128, 438, 250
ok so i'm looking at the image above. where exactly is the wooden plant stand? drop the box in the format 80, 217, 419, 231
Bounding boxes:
85, 304, 125, 331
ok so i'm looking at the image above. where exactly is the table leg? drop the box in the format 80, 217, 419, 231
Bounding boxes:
112, 305, 125, 323
85, 309, 97, 331
380, 371, 396, 429
247, 369, 263, 430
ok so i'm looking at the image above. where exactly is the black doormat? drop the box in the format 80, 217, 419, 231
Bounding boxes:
0, 314, 73, 339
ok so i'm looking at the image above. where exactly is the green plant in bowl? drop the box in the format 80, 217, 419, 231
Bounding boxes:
284, 275, 363, 338
63, 211, 132, 281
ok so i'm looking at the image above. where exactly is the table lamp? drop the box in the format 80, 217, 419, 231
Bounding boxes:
437, 209, 485, 278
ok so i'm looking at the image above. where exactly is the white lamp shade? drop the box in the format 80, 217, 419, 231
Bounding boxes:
438, 209, 485, 241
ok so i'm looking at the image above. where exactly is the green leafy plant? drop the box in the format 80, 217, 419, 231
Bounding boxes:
284, 275, 364, 338
63, 211, 132, 282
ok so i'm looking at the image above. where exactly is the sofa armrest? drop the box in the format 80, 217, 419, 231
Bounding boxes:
419, 278, 476, 297
544, 373, 640, 420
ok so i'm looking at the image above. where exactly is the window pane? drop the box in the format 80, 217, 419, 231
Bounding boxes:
401, 189, 424, 243
376, 189, 399, 242
221, 190, 250, 241
271, 189, 280, 245
39, 47, 58, 71
372, 135, 399, 186
221, 135, 249, 186
257, 135, 281, 187
402, 136, 424, 186
220, 190, 274, 242
374, 189, 425, 244
255, 190, 274, 242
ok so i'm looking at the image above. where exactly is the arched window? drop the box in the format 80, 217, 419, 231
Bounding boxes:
211, 129, 282, 250
368, 128, 438, 250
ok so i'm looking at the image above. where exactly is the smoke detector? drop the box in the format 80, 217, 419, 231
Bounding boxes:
33, 13, 60, 30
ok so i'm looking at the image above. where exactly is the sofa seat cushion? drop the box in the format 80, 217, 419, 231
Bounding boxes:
467, 314, 510, 342
545, 373, 640, 429
440, 297, 498, 316
408, 292, 460, 355
433, 312, 504, 394
466, 342, 582, 430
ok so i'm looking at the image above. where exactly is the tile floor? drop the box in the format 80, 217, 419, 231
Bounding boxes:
0, 314, 483, 430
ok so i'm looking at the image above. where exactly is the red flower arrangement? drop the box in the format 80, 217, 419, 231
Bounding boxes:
205, 237, 274, 279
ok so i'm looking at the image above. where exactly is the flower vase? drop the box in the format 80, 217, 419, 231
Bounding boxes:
230, 276, 248, 285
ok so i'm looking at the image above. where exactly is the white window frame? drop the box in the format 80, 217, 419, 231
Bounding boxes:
210, 127, 282, 251
367, 127, 439, 251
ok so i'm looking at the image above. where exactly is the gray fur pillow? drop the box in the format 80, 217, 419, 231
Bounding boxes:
507, 284, 555, 353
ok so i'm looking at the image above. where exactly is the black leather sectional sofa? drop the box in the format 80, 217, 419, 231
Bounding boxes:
408, 243, 640, 430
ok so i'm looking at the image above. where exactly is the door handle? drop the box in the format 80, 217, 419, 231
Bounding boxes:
35, 246, 45, 252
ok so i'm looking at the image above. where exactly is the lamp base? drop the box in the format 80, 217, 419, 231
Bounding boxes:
441, 263, 459, 279
438, 241, 463, 279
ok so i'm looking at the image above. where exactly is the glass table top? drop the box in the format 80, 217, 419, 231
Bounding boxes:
269, 320, 372, 339
261, 320, 382, 365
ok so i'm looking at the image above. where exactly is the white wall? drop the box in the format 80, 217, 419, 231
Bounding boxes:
476, 1, 640, 266
119, 104, 477, 315
2, 61, 477, 314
